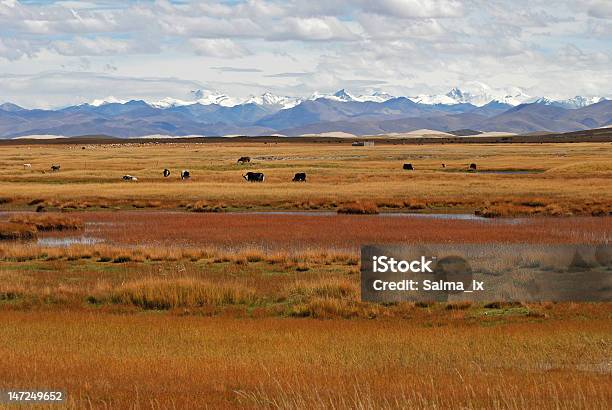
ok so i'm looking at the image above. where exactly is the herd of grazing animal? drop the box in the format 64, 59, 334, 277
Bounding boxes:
21, 156, 479, 183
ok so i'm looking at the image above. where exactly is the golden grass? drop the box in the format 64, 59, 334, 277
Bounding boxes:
94, 277, 257, 309
0, 311, 610, 409
286, 277, 359, 300
0, 142, 611, 215
0, 142, 610, 407
0, 222, 37, 240
9, 213, 83, 231
337, 201, 380, 214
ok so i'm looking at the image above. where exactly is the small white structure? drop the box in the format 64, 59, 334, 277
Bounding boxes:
352, 141, 375, 147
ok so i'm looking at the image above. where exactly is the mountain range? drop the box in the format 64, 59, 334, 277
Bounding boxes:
0, 87, 610, 138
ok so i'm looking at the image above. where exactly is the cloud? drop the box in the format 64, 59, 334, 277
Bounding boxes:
50, 37, 156, 56
0, 71, 207, 108
0, 0, 609, 105
363, 0, 464, 19
266, 72, 311, 78
269, 17, 358, 41
588, 0, 612, 18
211, 66, 263, 73
0, 37, 38, 60
190, 38, 251, 58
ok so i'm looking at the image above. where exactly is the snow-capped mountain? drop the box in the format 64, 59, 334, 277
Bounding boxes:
149, 97, 193, 109
309, 89, 395, 103
90, 91, 299, 109
551, 96, 605, 109
189, 90, 240, 107
356, 91, 395, 103
3, 90, 611, 138
410, 84, 532, 107
85, 87, 605, 113
530, 96, 606, 109
243, 92, 302, 109
90, 96, 129, 107
409, 92, 457, 105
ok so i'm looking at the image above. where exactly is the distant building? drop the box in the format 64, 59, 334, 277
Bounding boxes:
352, 141, 375, 146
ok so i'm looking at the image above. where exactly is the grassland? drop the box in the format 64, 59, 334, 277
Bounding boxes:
0, 141, 611, 408
0, 141, 611, 215
0, 210, 610, 408
1, 312, 610, 409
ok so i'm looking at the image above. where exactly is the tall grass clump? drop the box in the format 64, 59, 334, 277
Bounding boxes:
337, 201, 379, 215
286, 277, 358, 301
0, 222, 37, 240
104, 278, 257, 310
10, 214, 83, 231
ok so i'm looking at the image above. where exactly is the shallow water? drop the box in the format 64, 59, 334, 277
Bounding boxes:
37, 236, 104, 247
244, 211, 490, 220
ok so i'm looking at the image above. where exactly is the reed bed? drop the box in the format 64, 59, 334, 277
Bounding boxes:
96, 277, 257, 309
9, 213, 83, 231
0, 222, 37, 240
337, 201, 380, 214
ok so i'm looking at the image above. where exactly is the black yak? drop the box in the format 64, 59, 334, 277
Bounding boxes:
292, 172, 306, 182
243, 172, 265, 182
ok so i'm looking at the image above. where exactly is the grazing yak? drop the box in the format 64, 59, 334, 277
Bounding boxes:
243, 172, 265, 182
181, 170, 190, 180
23, 163, 32, 169
163, 169, 170, 177
122, 175, 138, 181
442, 164, 446, 168
292, 172, 306, 182
469, 163, 477, 171
403, 163, 414, 170
237, 156, 251, 164
50, 164, 60, 172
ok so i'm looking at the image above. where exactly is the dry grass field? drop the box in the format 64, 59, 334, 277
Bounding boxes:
0, 141, 611, 215
0, 141, 611, 409
1, 312, 610, 409
0, 210, 610, 408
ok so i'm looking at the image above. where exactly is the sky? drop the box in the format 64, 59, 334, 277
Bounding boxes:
0, 0, 610, 108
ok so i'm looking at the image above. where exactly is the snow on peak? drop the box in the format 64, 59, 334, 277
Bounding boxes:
409, 93, 457, 105
553, 96, 604, 109
243, 92, 302, 109
86, 87, 602, 111
355, 91, 395, 103
532, 97, 554, 105
90, 96, 128, 106
309, 89, 355, 102
499, 87, 532, 106
309, 89, 394, 103
333, 89, 355, 101
410, 84, 531, 107
149, 97, 192, 108
189, 90, 239, 107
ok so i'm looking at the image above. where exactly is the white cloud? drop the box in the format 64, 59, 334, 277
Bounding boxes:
363, 0, 464, 19
51, 37, 151, 56
190, 38, 251, 58
0, 71, 207, 108
0, 37, 38, 60
270, 17, 358, 41
0, 0, 609, 106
